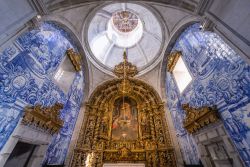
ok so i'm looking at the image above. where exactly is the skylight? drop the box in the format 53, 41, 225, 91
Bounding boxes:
106, 11, 143, 48
87, 3, 163, 70
172, 57, 192, 93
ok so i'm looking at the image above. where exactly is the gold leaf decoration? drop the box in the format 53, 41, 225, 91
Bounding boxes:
182, 103, 220, 134
167, 51, 181, 72
22, 103, 64, 134
66, 48, 81, 72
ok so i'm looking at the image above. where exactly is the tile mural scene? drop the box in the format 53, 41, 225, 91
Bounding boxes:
0, 1, 250, 166
0, 22, 84, 165
166, 24, 250, 166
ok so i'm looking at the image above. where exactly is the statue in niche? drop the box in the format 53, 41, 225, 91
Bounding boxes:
112, 97, 138, 140
119, 146, 130, 158
100, 115, 109, 134
140, 112, 150, 137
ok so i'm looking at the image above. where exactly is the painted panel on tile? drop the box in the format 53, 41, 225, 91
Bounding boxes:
166, 24, 250, 166
0, 22, 84, 165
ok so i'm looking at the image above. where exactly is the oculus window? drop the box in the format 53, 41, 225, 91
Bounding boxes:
172, 57, 192, 93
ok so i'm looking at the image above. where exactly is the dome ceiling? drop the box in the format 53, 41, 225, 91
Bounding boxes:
86, 3, 164, 71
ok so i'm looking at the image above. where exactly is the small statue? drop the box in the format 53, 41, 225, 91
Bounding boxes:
100, 116, 109, 134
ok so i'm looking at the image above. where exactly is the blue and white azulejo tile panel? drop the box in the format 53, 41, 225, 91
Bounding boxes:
166, 23, 250, 166
0, 22, 85, 165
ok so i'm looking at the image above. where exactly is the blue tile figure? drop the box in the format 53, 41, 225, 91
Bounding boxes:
0, 22, 84, 165
166, 23, 250, 166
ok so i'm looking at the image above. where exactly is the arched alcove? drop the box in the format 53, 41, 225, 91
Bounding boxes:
163, 23, 250, 166
0, 20, 87, 166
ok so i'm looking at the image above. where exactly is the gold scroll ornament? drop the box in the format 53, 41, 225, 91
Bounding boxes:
22, 103, 64, 134
66, 48, 81, 71
71, 51, 176, 167
167, 51, 181, 72
182, 103, 220, 133
113, 51, 138, 78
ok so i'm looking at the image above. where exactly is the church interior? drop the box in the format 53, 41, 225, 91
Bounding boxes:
0, 0, 250, 167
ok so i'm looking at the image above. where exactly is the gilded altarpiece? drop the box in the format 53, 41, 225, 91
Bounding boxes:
71, 53, 176, 167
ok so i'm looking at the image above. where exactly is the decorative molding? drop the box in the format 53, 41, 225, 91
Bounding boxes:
182, 104, 220, 134
167, 51, 181, 72
22, 103, 64, 134
66, 48, 82, 72
207, 12, 250, 46
200, 16, 214, 31
195, 0, 211, 15
31, 0, 48, 15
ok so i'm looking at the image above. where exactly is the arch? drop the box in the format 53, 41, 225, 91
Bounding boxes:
88, 78, 162, 106
46, 0, 197, 13
162, 22, 250, 165
42, 15, 90, 99
35, 17, 92, 165
160, 17, 200, 99
0, 19, 88, 166
70, 78, 177, 166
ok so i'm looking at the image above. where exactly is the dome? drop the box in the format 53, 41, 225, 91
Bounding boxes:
86, 3, 163, 72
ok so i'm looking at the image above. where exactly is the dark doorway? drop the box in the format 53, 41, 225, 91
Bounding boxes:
4, 141, 36, 167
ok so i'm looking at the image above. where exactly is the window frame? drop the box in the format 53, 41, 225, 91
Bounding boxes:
171, 53, 193, 95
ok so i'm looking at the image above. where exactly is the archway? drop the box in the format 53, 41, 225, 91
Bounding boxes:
163, 23, 249, 166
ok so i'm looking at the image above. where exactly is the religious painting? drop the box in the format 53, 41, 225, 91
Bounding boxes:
112, 97, 138, 140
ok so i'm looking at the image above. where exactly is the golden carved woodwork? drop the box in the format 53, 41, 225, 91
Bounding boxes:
22, 103, 64, 134
66, 48, 81, 71
71, 53, 176, 167
167, 51, 181, 72
113, 51, 138, 78
182, 103, 220, 133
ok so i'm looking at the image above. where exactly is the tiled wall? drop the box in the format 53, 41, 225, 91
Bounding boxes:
0, 22, 84, 165
166, 24, 250, 166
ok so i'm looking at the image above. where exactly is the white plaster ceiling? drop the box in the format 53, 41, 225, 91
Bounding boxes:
47, 0, 199, 97
86, 3, 163, 70
43, 0, 199, 12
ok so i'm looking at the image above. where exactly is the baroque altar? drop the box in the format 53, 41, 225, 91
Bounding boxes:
71, 52, 176, 167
